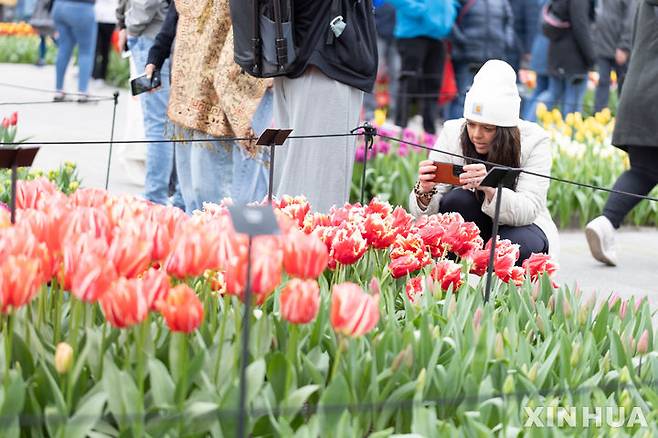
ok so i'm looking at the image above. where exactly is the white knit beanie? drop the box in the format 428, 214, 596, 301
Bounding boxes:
463, 60, 520, 127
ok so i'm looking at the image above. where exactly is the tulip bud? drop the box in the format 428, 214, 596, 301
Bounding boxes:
562, 297, 572, 318
415, 368, 426, 392
446, 295, 456, 318
531, 281, 541, 302
535, 314, 545, 336
620, 389, 632, 413
473, 308, 482, 333
570, 342, 581, 368
578, 303, 589, 326
634, 297, 644, 313
620, 299, 628, 320
528, 363, 538, 383
602, 351, 610, 374
608, 292, 620, 310
494, 333, 504, 360
547, 294, 555, 313
55, 342, 73, 374
619, 366, 631, 385
636, 329, 649, 356
502, 375, 515, 395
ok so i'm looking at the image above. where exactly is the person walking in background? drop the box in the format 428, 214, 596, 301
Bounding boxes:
28, 0, 57, 67
522, 0, 550, 121
145, 0, 271, 213
542, 0, 596, 115
592, 0, 636, 113
51, 0, 97, 102
116, 0, 182, 208
270, 0, 378, 213
508, 0, 541, 72
586, 0, 658, 267
92, 0, 117, 83
446, 0, 515, 120
388, 0, 457, 134
363, 0, 400, 123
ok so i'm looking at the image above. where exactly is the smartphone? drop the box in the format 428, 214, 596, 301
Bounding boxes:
432, 162, 464, 185
130, 72, 161, 96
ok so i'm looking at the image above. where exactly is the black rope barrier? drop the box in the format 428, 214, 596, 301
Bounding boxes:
0, 81, 117, 100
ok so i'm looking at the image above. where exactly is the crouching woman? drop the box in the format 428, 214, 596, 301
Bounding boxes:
409, 60, 559, 263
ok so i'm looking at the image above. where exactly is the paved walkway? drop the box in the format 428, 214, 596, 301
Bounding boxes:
1, 63, 657, 300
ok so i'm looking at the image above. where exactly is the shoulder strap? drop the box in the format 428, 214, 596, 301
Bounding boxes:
457, 0, 477, 25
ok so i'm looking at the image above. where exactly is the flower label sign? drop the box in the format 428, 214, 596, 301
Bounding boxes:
227, 203, 280, 237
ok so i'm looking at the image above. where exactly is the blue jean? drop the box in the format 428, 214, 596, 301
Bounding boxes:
232, 89, 272, 203
128, 35, 182, 208
447, 62, 477, 120
52, 0, 96, 93
176, 138, 233, 214
522, 74, 550, 122
543, 75, 588, 115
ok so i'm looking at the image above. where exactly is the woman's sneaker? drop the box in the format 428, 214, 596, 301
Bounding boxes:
585, 216, 618, 266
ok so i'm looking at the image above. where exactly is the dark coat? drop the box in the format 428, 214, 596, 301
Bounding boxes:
612, 0, 658, 149
593, 0, 636, 59
451, 0, 516, 64
546, 0, 596, 76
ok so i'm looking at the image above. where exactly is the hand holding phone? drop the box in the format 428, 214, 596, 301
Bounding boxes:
432, 161, 464, 185
130, 70, 161, 96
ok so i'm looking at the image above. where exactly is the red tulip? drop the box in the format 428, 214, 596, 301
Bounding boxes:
70, 253, 117, 303
390, 233, 426, 260
301, 212, 331, 234
405, 275, 433, 304
430, 259, 463, 292
509, 266, 525, 287
279, 278, 320, 324
522, 253, 558, 284
365, 198, 393, 217
388, 254, 423, 279
441, 219, 482, 259
164, 224, 214, 278
16, 178, 59, 210
100, 278, 149, 329
491, 240, 520, 283
108, 224, 152, 278
283, 228, 329, 279
69, 187, 110, 208
9, 112, 17, 126
60, 233, 109, 290
1, 118, 9, 129
142, 268, 171, 311
391, 207, 415, 236
362, 213, 396, 249
330, 282, 380, 337
157, 284, 204, 333
0, 255, 42, 313
63, 207, 113, 243
275, 195, 311, 228
331, 226, 368, 265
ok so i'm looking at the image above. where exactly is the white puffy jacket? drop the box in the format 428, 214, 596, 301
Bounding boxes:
408, 118, 560, 258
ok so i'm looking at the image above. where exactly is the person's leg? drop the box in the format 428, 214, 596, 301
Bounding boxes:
421, 38, 444, 134
602, 147, 658, 228
498, 224, 549, 265
447, 62, 473, 120
129, 36, 176, 206
67, 2, 96, 94
563, 75, 588, 115
273, 67, 363, 213
522, 74, 550, 121
175, 144, 195, 213
93, 23, 113, 80
594, 57, 613, 113
395, 37, 425, 128
438, 189, 492, 242
52, 2, 74, 92
587, 147, 658, 265
92, 23, 104, 79
616, 61, 628, 97
385, 37, 401, 121
232, 89, 273, 203
189, 139, 233, 210
545, 76, 565, 112
37, 34, 47, 66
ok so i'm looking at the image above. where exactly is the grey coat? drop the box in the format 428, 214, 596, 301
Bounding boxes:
612, 0, 658, 149
593, 0, 636, 59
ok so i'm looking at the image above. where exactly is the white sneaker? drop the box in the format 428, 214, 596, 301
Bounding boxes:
585, 216, 618, 266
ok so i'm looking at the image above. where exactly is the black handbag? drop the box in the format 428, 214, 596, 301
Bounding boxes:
29, 0, 55, 36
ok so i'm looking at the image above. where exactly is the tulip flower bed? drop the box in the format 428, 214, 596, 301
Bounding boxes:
354, 114, 658, 228
2, 179, 658, 436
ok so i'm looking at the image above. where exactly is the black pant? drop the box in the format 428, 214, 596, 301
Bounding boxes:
395, 37, 445, 134
603, 146, 658, 228
439, 189, 549, 264
93, 23, 115, 80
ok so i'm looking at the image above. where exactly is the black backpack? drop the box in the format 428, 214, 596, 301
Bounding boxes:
229, 0, 297, 78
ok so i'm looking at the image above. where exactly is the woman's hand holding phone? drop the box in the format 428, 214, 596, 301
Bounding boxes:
460, 163, 496, 201
417, 160, 438, 193
144, 64, 161, 92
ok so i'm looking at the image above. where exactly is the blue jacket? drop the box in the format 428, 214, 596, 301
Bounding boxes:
387, 0, 458, 40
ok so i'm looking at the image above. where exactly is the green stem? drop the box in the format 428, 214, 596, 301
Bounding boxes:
37, 285, 46, 332
67, 298, 83, 348
176, 333, 189, 435
214, 296, 229, 384
98, 323, 107, 379
136, 316, 149, 395
53, 288, 62, 345
4, 313, 14, 387
329, 335, 344, 383
287, 323, 299, 368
